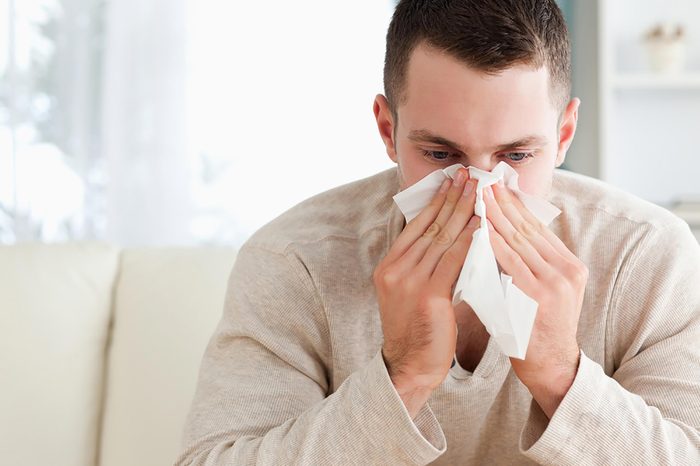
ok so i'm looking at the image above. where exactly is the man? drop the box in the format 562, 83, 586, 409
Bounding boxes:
175, 1, 700, 464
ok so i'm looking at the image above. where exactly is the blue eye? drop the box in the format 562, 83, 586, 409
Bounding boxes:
421, 149, 533, 165
502, 152, 533, 163
421, 150, 455, 162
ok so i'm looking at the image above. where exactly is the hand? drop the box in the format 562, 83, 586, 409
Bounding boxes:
373, 169, 478, 417
484, 181, 588, 418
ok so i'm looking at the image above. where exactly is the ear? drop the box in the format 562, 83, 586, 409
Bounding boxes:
373, 94, 398, 163
555, 97, 580, 168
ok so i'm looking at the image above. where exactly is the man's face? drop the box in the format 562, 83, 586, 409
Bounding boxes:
374, 42, 579, 197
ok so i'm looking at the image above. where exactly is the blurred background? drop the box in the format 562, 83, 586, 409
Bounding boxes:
2, 2, 699, 465
1, 0, 699, 247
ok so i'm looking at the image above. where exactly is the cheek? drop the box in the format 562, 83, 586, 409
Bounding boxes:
516, 175, 541, 196
515, 147, 558, 196
516, 164, 554, 197
396, 149, 441, 190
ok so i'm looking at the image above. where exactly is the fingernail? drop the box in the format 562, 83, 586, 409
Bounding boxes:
485, 186, 494, 199
463, 180, 474, 196
454, 170, 466, 185
439, 178, 451, 193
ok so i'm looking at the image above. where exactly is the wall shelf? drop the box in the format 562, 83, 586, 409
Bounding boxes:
566, 0, 700, 206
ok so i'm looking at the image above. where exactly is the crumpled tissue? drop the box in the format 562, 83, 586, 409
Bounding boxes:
392, 161, 561, 359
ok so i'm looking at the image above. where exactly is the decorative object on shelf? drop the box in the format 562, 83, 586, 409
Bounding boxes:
643, 22, 687, 74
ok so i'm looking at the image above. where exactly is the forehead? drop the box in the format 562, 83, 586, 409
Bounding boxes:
399, 43, 558, 145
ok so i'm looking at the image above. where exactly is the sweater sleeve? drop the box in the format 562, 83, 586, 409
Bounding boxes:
173, 244, 446, 465
519, 219, 700, 465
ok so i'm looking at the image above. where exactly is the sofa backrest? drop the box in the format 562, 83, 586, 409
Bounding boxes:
0, 242, 120, 466
98, 246, 236, 466
0, 242, 237, 466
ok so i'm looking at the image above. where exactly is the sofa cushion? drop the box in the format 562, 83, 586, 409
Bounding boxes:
98, 247, 236, 466
0, 242, 120, 466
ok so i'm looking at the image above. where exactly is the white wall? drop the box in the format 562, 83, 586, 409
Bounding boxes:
606, 0, 700, 204
185, 2, 397, 244
567, 0, 700, 205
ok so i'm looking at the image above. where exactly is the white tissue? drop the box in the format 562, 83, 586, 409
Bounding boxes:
392, 162, 561, 359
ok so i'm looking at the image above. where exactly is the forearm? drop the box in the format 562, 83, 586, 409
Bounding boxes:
520, 351, 700, 465
524, 348, 580, 419
175, 350, 446, 466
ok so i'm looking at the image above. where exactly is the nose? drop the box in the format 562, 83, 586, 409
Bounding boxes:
462, 155, 499, 173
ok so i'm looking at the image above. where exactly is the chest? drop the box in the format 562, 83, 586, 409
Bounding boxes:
454, 302, 491, 372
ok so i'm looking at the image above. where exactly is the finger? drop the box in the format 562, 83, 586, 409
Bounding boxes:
483, 185, 550, 278
486, 220, 538, 296
416, 178, 477, 277
491, 182, 567, 268
383, 177, 452, 264
397, 169, 471, 272
502, 184, 579, 264
429, 215, 481, 294
430, 169, 470, 235
495, 185, 588, 288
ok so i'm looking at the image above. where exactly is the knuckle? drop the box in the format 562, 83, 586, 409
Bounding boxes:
567, 262, 589, 284
423, 222, 441, 238
510, 229, 525, 247
377, 266, 401, 288
500, 192, 513, 205
435, 229, 453, 246
518, 221, 536, 238
502, 247, 520, 266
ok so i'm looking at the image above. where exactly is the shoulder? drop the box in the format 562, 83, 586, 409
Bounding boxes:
548, 169, 699, 287
550, 168, 690, 238
242, 166, 400, 255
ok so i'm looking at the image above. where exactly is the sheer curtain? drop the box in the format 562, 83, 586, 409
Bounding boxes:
1, 0, 104, 243
2, 0, 397, 246
101, 0, 192, 246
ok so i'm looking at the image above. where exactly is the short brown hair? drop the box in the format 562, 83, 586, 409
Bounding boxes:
383, 0, 571, 120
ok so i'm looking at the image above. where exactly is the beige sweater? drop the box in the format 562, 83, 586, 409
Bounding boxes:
175, 167, 700, 465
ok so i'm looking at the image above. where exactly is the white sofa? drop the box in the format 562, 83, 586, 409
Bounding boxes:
2, 226, 697, 466
0, 242, 238, 466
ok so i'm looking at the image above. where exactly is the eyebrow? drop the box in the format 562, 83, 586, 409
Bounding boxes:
407, 129, 548, 153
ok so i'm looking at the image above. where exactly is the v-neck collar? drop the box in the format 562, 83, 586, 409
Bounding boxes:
449, 337, 508, 380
